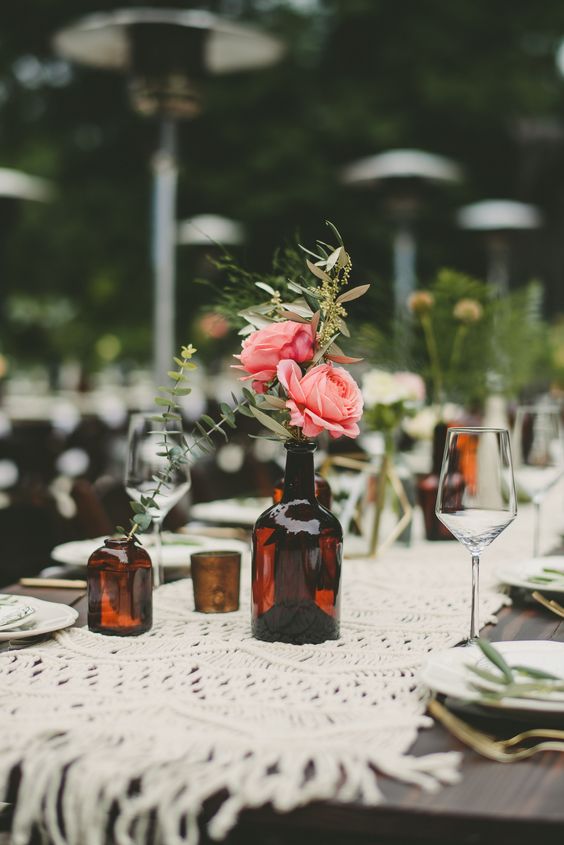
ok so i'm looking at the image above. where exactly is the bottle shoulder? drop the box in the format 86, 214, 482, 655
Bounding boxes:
88, 540, 152, 569
254, 499, 342, 534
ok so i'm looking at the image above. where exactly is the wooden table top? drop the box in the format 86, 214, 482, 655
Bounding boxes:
2, 581, 563, 845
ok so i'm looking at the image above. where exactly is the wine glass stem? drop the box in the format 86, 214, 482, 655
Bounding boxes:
153, 519, 164, 589
470, 554, 480, 640
533, 499, 541, 558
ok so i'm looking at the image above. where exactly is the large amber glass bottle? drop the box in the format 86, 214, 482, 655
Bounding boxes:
252, 441, 342, 644
87, 537, 153, 636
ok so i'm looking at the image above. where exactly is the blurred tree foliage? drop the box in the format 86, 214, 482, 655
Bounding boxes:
3, 0, 564, 371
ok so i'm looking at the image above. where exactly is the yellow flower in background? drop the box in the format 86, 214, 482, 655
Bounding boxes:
453, 298, 483, 324
408, 290, 434, 315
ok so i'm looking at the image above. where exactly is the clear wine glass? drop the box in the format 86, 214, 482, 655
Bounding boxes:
512, 405, 564, 558
125, 413, 191, 587
436, 427, 517, 642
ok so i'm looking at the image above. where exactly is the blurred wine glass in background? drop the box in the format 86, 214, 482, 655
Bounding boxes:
512, 405, 564, 557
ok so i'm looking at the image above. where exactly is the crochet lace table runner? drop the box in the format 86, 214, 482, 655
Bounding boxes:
0, 501, 557, 845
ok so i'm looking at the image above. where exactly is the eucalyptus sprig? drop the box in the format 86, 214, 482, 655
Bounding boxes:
464, 639, 564, 702
528, 566, 564, 586
120, 344, 254, 540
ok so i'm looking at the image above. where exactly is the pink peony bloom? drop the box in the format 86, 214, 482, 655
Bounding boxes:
277, 360, 363, 440
233, 321, 315, 387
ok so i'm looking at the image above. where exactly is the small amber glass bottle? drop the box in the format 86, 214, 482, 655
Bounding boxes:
87, 537, 153, 636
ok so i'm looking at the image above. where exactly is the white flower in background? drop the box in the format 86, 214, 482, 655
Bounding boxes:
362, 369, 425, 408
393, 371, 426, 403
402, 403, 464, 440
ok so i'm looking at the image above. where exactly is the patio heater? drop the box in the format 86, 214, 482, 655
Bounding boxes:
177, 213, 245, 248
0, 168, 54, 350
53, 9, 284, 382
456, 200, 542, 295
342, 149, 462, 317
0, 169, 53, 205
177, 212, 245, 286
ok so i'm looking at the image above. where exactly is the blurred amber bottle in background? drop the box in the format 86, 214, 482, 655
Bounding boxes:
417, 423, 463, 541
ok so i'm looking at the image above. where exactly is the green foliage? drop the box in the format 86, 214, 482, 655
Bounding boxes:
364, 402, 410, 434
411, 270, 551, 406
124, 343, 252, 539
4, 2, 564, 370
210, 241, 306, 328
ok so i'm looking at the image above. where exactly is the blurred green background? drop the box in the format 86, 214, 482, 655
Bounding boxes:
4, 0, 564, 370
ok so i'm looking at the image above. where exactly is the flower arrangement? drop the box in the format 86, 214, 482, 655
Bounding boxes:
231, 222, 367, 442
123, 223, 368, 539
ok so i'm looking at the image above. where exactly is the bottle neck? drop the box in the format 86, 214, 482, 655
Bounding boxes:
282, 441, 316, 502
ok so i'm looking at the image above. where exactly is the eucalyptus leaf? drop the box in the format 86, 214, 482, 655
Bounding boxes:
261, 394, 287, 410
337, 284, 370, 304
303, 290, 320, 313
279, 310, 309, 324
242, 388, 257, 405
311, 333, 339, 365
513, 665, 562, 681
311, 310, 321, 336
133, 513, 152, 531
220, 403, 237, 427
167, 371, 185, 382
325, 247, 342, 273
255, 281, 276, 295
306, 258, 331, 282
325, 220, 344, 246
249, 405, 291, 439
475, 639, 514, 683
298, 243, 324, 262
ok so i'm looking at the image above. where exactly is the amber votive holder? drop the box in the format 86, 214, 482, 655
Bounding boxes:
190, 551, 241, 613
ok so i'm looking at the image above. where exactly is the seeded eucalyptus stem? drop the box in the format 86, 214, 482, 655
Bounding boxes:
124, 345, 254, 541
126, 345, 198, 540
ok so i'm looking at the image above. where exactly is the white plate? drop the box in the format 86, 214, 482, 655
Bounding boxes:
51, 534, 250, 568
494, 556, 564, 594
0, 596, 78, 641
0, 602, 35, 631
190, 497, 269, 527
420, 640, 564, 714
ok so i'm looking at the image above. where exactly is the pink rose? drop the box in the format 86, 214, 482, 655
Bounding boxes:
277, 360, 363, 440
233, 321, 315, 387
